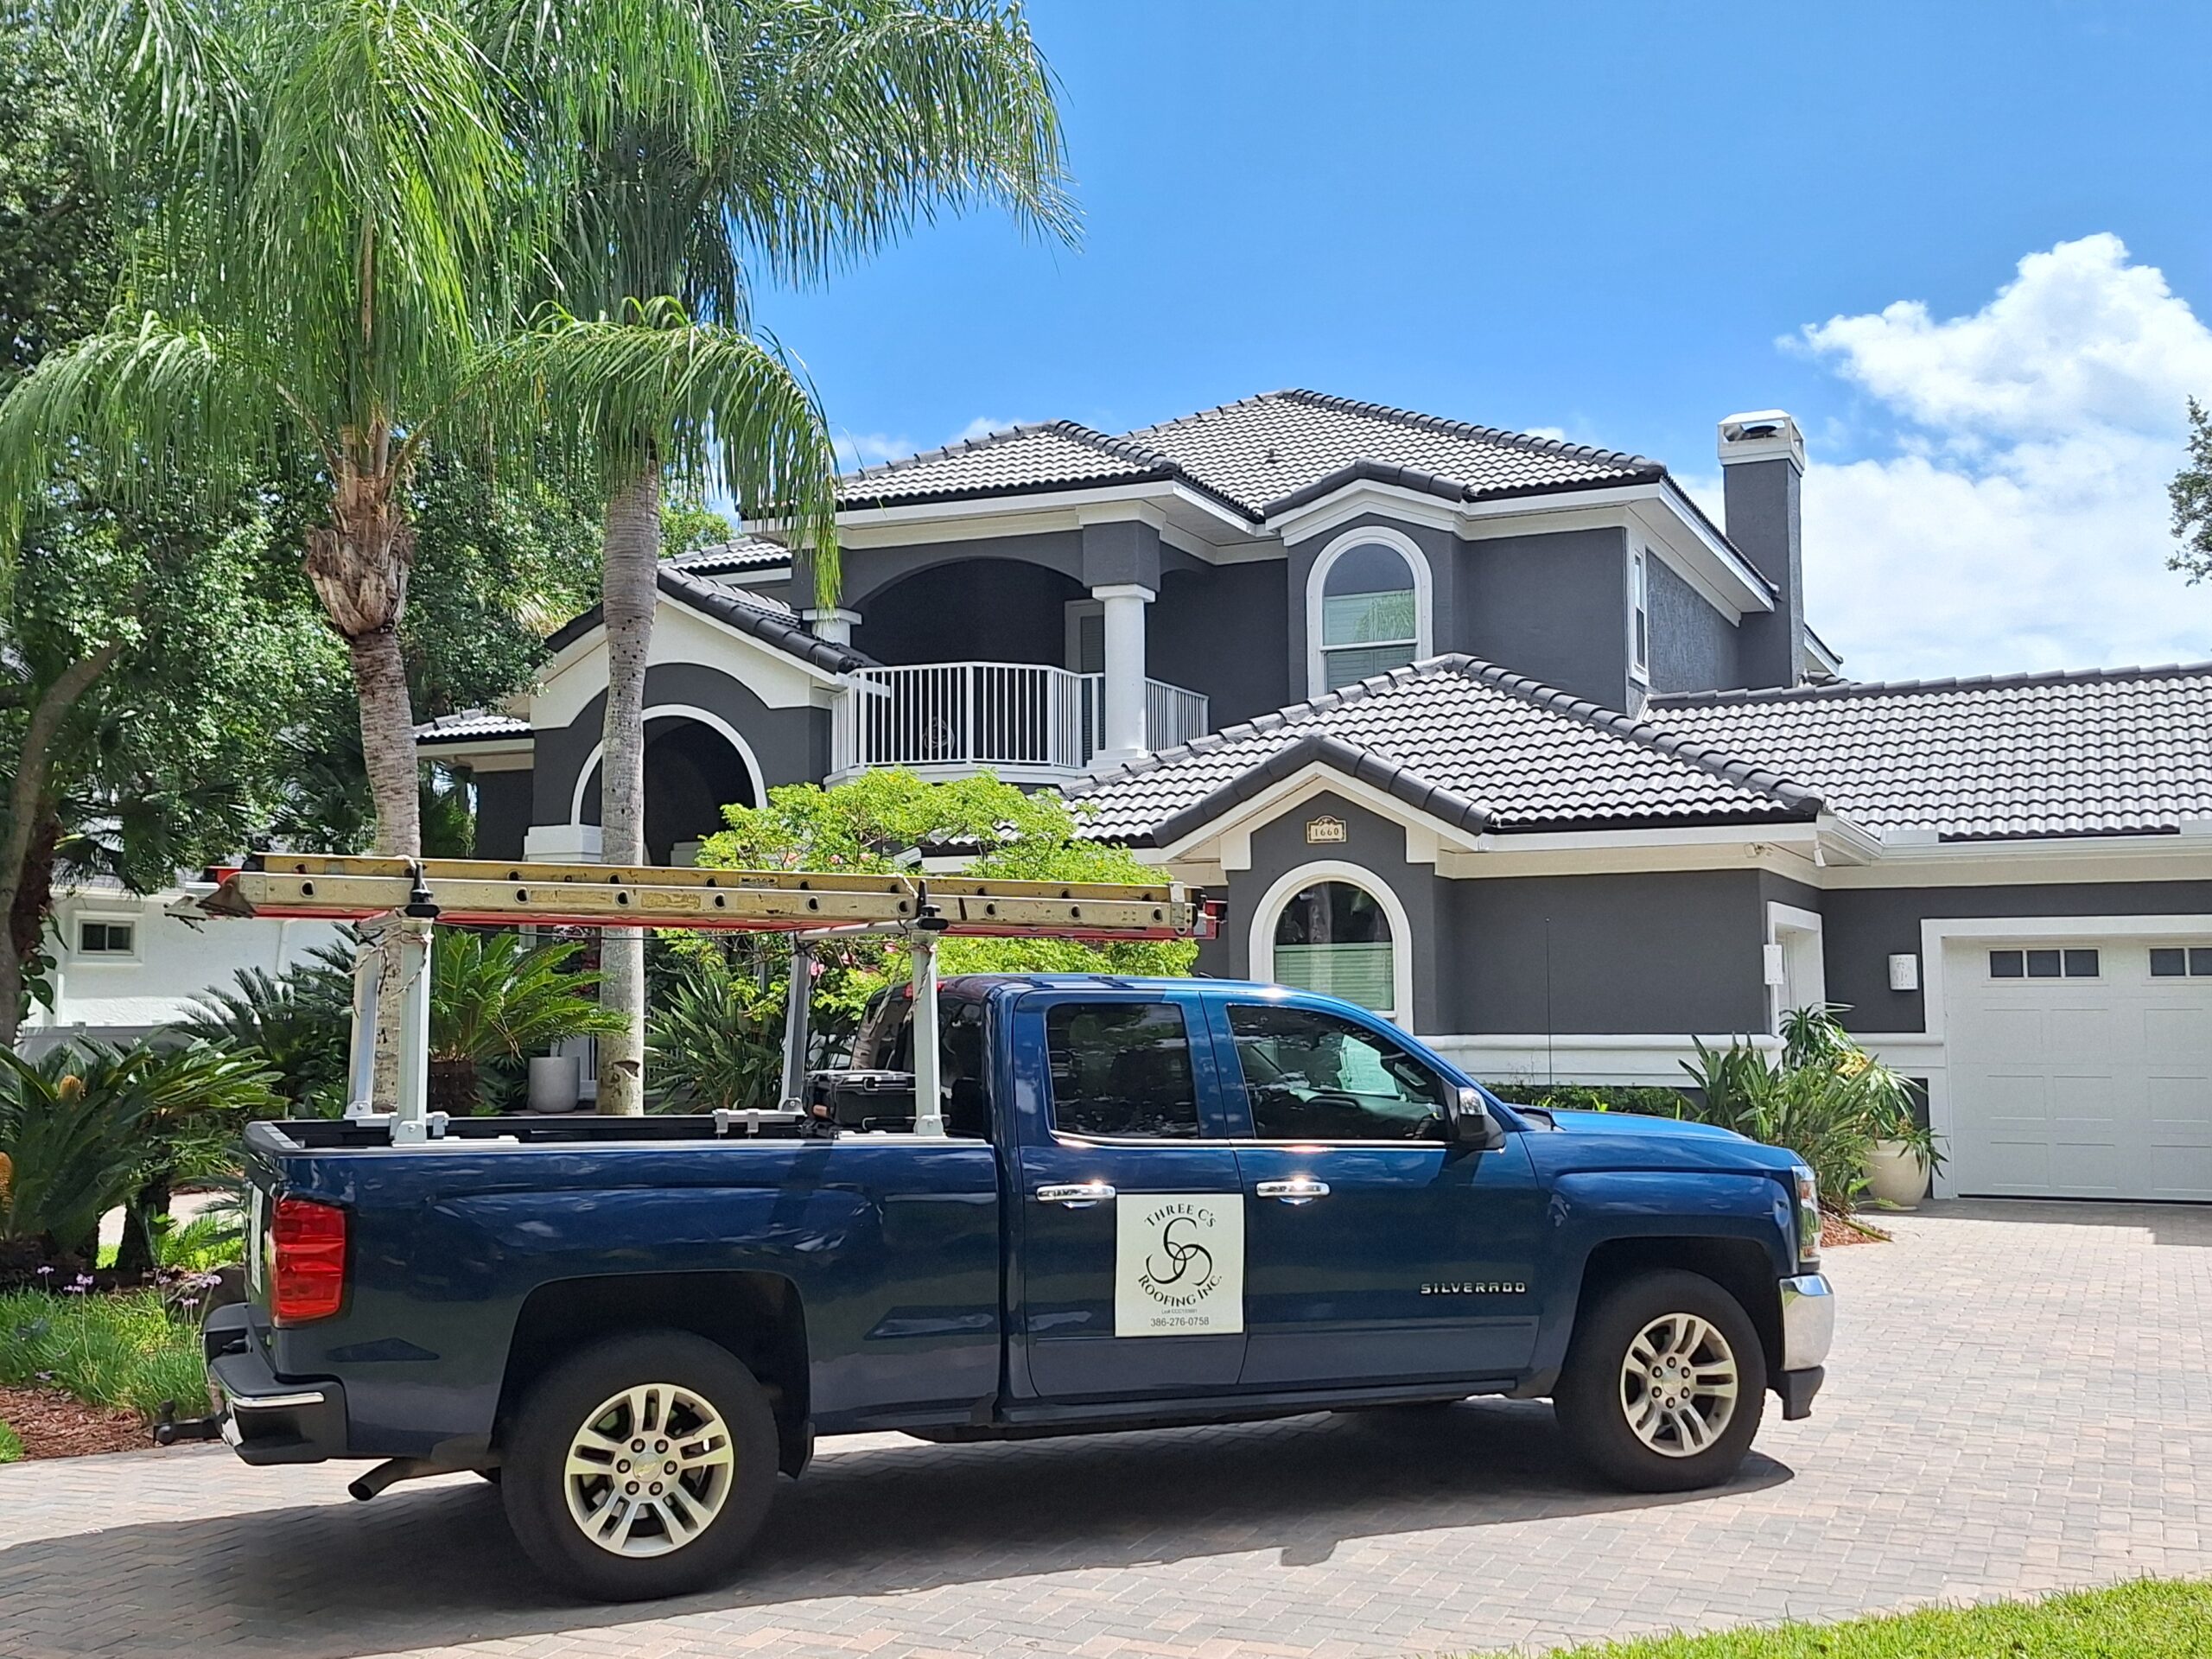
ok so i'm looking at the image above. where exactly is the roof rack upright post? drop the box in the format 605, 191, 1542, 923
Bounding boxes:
779, 939, 814, 1108
390, 868, 440, 1146
909, 898, 947, 1139
342, 921, 385, 1118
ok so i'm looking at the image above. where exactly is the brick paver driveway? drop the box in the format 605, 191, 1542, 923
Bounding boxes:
4, 1201, 2209, 1659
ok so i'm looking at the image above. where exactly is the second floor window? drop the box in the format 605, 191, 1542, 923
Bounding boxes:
1319, 542, 1420, 690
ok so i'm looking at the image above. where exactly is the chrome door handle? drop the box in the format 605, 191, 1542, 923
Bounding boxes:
1035, 1182, 1116, 1207
1256, 1178, 1330, 1205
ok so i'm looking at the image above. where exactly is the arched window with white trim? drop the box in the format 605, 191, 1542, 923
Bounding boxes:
1272, 880, 1396, 1013
1306, 528, 1433, 696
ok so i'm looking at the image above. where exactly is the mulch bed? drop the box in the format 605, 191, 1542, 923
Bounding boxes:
0, 1385, 149, 1459
1823, 1211, 1890, 1248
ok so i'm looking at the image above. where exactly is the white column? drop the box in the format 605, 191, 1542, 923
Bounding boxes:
1092, 582, 1154, 767
804, 607, 861, 645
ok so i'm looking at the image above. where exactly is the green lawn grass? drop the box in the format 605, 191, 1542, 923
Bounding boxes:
0, 1287, 207, 1417
1536, 1579, 2212, 1658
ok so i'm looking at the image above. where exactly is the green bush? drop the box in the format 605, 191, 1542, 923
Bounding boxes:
1486, 1081, 1691, 1116
647, 954, 786, 1112
1678, 1007, 1929, 1213
0, 1418, 21, 1462
0, 1287, 206, 1415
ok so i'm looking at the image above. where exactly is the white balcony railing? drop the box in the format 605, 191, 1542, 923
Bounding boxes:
839, 662, 1209, 777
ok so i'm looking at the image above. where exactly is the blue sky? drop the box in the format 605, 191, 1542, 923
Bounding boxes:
750, 1, 2212, 683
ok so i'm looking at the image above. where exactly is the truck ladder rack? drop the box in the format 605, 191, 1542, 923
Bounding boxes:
188, 853, 1206, 942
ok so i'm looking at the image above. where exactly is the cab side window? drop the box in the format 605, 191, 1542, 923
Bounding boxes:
1045, 1001, 1201, 1139
1227, 1002, 1448, 1141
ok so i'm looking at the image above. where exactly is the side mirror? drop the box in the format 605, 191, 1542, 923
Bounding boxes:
1451, 1086, 1507, 1153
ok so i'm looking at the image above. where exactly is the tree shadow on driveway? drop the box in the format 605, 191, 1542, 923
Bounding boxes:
0, 1400, 1791, 1657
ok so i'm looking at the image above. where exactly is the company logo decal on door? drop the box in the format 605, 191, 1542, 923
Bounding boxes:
1115, 1195, 1244, 1336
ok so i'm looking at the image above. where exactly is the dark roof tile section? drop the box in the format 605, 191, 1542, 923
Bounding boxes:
1653, 662, 2212, 840
669, 536, 791, 576
1070, 657, 1821, 845
546, 569, 874, 675
416, 711, 530, 745
838, 423, 1171, 510
836, 391, 1661, 520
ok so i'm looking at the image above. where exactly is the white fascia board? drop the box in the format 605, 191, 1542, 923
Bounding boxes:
836, 480, 1260, 550
1152, 760, 1488, 870
1266, 479, 1772, 620
1823, 833, 2212, 889
418, 739, 534, 771
1435, 822, 1826, 880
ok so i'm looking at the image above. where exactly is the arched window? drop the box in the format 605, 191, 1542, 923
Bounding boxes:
1271, 880, 1396, 1014
1309, 531, 1430, 695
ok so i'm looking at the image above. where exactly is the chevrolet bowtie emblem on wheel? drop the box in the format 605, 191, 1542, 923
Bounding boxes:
1421, 1281, 1527, 1295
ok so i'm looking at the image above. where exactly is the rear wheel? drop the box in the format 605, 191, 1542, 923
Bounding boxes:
1553, 1269, 1764, 1492
500, 1330, 779, 1601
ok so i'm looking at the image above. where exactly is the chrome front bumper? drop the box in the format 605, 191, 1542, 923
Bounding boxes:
1779, 1273, 1835, 1371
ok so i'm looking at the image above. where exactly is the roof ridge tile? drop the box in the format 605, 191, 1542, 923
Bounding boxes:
1278, 388, 1662, 476
1651, 658, 2212, 708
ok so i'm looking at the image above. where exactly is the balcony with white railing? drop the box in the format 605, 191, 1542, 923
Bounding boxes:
833, 662, 1211, 782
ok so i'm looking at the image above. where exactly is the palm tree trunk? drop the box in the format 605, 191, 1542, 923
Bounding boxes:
595, 466, 660, 1115
305, 450, 421, 1110
0, 640, 125, 1048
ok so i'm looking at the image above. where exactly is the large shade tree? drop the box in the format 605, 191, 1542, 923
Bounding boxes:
0, 0, 836, 1100
540, 0, 1071, 1112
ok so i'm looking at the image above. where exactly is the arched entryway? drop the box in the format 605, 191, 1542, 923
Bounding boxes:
572, 710, 763, 865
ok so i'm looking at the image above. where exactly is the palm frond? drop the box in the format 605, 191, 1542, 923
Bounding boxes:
472, 298, 842, 601
0, 315, 288, 561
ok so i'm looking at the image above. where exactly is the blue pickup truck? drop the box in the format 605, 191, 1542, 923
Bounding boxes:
208, 974, 1834, 1601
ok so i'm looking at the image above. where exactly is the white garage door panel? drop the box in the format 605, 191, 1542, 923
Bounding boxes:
1948, 938, 2212, 1201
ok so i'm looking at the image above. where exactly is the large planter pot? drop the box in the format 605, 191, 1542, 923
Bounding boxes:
1865, 1139, 1930, 1208
527, 1054, 582, 1114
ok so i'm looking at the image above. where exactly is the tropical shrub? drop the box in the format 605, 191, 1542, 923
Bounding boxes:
428, 931, 626, 1115
1485, 1081, 1691, 1116
1679, 1007, 1929, 1213
0, 1039, 283, 1274
646, 954, 786, 1113
178, 955, 354, 1114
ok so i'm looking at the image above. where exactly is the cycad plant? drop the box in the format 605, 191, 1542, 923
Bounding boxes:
645, 950, 785, 1114
427, 931, 626, 1115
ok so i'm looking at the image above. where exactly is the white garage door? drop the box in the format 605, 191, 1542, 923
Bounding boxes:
1947, 938, 2212, 1200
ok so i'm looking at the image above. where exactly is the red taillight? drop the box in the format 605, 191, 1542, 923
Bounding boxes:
270, 1195, 347, 1325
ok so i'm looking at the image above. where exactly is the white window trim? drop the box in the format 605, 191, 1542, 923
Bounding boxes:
1629, 543, 1650, 683
1249, 859, 1415, 1026
1305, 525, 1434, 699
569, 703, 767, 830
69, 909, 143, 964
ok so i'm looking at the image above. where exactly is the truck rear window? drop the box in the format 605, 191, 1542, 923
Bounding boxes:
1045, 1001, 1200, 1140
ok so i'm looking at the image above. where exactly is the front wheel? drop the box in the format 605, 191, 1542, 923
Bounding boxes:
500, 1330, 779, 1601
1553, 1269, 1764, 1492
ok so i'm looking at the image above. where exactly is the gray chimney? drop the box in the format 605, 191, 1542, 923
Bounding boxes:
1718, 410, 1805, 690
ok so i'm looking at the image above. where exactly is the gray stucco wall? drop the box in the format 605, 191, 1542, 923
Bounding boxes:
854, 559, 1084, 668
1646, 555, 1742, 695
1821, 879, 2212, 1033
1217, 792, 1446, 1033
1150, 561, 1292, 725
1724, 456, 1803, 690
472, 770, 531, 861
1456, 525, 1635, 712
534, 661, 827, 831
1442, 868, 1773, 1036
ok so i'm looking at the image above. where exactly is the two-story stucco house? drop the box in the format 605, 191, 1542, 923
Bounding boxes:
53, 389, 2211, 1202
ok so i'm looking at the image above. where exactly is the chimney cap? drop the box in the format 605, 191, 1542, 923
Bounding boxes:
1718, 410, 1805, 471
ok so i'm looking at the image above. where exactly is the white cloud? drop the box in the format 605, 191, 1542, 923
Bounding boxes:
831, 415, 1025, 473
1789, 233, 2212, 680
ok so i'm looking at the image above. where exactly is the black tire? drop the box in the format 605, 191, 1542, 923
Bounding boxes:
500, 1330, 779, 1602
1552, 1269, 1764, 1492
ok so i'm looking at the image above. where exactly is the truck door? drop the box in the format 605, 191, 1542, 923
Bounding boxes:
1205, 997, 1546, 1389
1009, 990, 1247, 1401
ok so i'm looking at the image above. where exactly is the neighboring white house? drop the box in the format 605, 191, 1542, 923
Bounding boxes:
22, 880, 342, 1054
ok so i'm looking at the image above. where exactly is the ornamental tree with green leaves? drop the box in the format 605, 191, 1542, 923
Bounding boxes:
538, 0, 1071, 1115
2170, 397, 2212, 588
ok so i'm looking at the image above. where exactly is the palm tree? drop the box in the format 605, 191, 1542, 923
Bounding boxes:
0, 0, 836, 1101
541, 0, 1072, 1113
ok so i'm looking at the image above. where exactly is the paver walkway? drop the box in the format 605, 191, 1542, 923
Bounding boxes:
3, 1201, 2209, 1659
